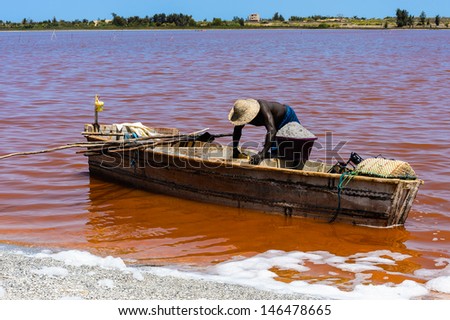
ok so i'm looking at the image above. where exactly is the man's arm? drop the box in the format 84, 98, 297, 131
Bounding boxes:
250, 102, 277, 164
232, 125, 244, 158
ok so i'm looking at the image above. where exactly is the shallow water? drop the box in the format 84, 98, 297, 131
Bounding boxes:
0, 29, 449, 298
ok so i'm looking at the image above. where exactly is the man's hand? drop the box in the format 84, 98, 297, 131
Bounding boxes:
249, 153, 263, 165
233, 149, 248, 159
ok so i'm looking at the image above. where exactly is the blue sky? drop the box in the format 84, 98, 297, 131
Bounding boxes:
2, 0, 450, 22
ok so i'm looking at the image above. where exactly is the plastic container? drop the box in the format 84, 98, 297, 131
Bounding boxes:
275, 136, 317, 169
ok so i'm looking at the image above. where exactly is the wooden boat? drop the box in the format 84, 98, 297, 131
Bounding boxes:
83, 123, 423, 227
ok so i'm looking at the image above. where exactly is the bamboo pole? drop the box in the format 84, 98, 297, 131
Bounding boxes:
0, 128, 223, 161
82, 127, 209, 141
81, 132, 125, 136
0, 143, 104, 160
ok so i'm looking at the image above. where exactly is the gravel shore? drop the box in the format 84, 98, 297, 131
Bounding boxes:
0, 247, 317, 300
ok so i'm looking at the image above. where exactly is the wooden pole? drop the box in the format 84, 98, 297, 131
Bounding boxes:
0, 128, 219, 160
0, 143, 105, 160
94, 109, 99, 132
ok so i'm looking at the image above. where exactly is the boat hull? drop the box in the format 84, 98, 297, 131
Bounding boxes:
86, 145, 422, 227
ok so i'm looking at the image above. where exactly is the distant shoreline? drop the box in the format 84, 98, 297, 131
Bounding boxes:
2, 10, 449, 31
1, 19, 449, 31
1, 26, 449, 33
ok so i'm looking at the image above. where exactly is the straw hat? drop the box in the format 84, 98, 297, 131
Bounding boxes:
228, 99, 260, 126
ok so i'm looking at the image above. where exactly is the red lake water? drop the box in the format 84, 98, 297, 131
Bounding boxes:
0, 29, 449, 299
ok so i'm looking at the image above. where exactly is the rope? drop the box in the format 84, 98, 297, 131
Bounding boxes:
329, 171, 357, 223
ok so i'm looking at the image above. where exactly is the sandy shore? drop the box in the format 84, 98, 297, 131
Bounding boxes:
0, 248, 317, 300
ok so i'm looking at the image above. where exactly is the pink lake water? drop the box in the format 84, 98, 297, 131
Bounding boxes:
0, 29, 449, 299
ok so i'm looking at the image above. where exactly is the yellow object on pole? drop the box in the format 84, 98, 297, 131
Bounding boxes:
94, 95, 104, 112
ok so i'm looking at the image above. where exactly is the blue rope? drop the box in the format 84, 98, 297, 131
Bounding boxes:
124, 132, 139, 140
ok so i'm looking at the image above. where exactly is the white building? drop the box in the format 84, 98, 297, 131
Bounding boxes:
248, 13, 260, 22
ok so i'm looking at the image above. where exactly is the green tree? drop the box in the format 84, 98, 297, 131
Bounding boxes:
435, 15, 441, 26
142, 16, 151, 26
127, 16, 142, 27
232, 16, 245, 27
407, 15, 415, 28
289, 16, 304, 22
272, 12, 285, 21
395, 9, 409, 27
152, 13, 167, 26
419, 11, 426, 25
166, 13, 196, 27
211, 17, 223, 26
112, 13, 127, 27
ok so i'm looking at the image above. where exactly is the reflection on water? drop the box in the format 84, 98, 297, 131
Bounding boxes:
0, 30, 449, 296
84, 176, 432, 290
85, 176, 413, 265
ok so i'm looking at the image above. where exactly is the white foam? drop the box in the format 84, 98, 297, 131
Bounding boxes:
199, 250, 428, 299
415, 258, 450, 294
11, 247, 450, 299
435, 258, 450, 267
415, 258, 450, 278
33, 249, 144, 281
351, 280, 428, 299
34, 250, 127, 269
214, 250, 311, 279
132, 270, 144, 281
32, 266, 69, 278
0, 285, 5, 298
334, 262, 382, 273
146, 249, 430, 299
98, 279, 115, 289
350, 250, 411, 262
426, 276, 450, 294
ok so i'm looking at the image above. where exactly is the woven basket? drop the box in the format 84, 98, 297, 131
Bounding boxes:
355, 158, 417, 180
